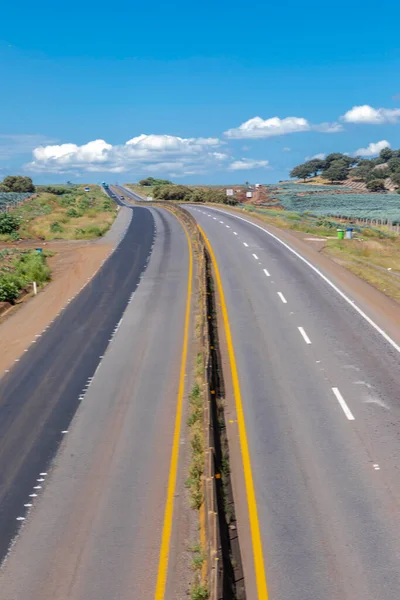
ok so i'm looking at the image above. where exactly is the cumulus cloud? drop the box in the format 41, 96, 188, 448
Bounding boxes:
228, 158, 269, 171
26, 134, 227, 176
224, 116, 311, 139
355, 140, 391, 156
224, 116, 343, 139
310, 153, 326, 160
282, 147, 291, 152
341, 105, 400, 124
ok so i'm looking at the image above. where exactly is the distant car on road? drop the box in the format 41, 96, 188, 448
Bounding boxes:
120, 196, 125, 200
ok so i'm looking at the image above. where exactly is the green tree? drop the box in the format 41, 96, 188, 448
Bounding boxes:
387, 157, 400, 173
390, 171, 400, 186
138, 177, 172, 186
289, 163, 314, 182
321, 159, 349, 182
366, 179, 386, 192
0, 175, 35, 193
379, 147, 393, 162
325, 153, 356, 167
351, 165, 372, 181
306, 159, 326, 176
0, 213, 20, 234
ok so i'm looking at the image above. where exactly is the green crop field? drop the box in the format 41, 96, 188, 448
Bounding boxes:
0, 193, 32, 211
271, 188, 400, 222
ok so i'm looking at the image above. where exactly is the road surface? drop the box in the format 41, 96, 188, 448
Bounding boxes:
0, 205, 192, 599
188, 205, 400, 600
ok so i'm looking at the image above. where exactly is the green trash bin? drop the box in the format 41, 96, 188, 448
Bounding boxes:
337, 229, 345, 240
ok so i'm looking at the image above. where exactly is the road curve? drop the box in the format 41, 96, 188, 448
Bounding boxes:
0, 207, 192, 599
188, 205, 400, 600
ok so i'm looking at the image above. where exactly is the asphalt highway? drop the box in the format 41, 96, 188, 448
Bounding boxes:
0, 204, 191, 599
188, 205, 400, 600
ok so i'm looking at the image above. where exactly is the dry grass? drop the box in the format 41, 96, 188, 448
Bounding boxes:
324, 237, 400, 302
8, 185, 117, 241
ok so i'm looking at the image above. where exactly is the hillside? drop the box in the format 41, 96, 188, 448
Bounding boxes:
289, 148, 400, 193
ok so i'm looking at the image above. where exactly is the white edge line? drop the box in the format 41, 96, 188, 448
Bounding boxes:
332, 387, 355, 420
263, 268, 270, 277
206, 208, 400, 354
252, 253, 259, 260
298, 326, 312, 344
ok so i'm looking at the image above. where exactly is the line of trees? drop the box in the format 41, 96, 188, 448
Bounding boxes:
290, 148, 400, 192
138, 177, 172, 186
153, 184, 238, 205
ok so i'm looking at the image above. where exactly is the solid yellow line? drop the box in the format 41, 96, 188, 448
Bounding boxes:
198, 224, 269, 600
154, 213, 193, 600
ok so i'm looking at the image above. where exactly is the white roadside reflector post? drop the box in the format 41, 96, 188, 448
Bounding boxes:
33, 281, 37, 295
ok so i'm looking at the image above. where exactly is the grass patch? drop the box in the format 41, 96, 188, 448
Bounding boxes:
0, 249, 51, 302
2, 185, 117, 241
190, 583, 209, 600
186, 380, 205, 510
125, 184, 155, 199
324, 237, 400, 302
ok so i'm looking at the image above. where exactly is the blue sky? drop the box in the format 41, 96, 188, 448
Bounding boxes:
1, 0, 400, 184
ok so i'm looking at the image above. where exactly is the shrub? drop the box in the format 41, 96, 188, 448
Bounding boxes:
366, 179, 386, 192
50, 221, 64, 233
0, 175, 35, 193
67, 208, 80, 218
0, 279, 19, 302
0, 213, 20, 234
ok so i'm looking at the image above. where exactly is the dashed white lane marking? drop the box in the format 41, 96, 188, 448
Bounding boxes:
277, 292, 287, 304
298, 327, 312, 344
373, 463, 380, 470
61, 430, 68, 434
332, 387, 355, 420
213, 217, 217, 220
252, 253, 259, 260
16, 517, 25, 521
205, 208, 400, 355
233, 232, 238, 235
243, 242, 249, 247
263, 268, 270, 277
226, 225, 230, 228
219, 220, 224, 224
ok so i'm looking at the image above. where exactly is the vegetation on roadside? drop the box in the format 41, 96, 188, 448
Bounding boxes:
0, 184, 117, 241
126, 181, 239, 205
0, 249, 51, 303
186, 377, 204, 510
290, 147, 400, 192
238, 204, 400, 302
0, 175, 35, 193
138, 177, 172, 186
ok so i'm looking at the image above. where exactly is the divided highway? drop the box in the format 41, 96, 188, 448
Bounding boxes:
188, 205, 400, 600
0, 202, 192, 599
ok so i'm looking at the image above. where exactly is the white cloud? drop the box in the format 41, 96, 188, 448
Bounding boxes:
225, 116, 311, 139
26, 134, 226, 176
313, 122, 343, 133
341, 105, 400, 124
228, 158, 269, 171
282, 147, 291, 152
355, 140, 391, 156
224, 115, 343, 139
311, 153, 326, 160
